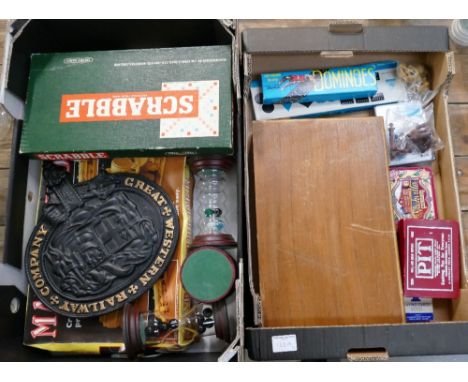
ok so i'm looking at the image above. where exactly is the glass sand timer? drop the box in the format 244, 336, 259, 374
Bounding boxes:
122, 303, 215, 358
189, 156, 236, 248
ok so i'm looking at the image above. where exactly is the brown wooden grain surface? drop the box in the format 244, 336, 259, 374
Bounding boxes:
253, 118, 404, 327
0, 20, 9, 262
0, 169, 8, 226
450, 53, 468, 104
0, 226, 4, 257
0, 20, 6, 62
456, 157, 468, 210
0, 123, 12, 169
450, 50, 468, 221
463, 213, 468, 262
450, 104, 468, 156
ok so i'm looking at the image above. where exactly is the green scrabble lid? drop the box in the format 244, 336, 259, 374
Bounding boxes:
181, 247, 236, 303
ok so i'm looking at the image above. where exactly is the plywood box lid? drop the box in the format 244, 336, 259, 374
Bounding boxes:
252, 117, 405, 327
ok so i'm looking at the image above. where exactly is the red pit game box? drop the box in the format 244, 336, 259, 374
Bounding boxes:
398, 219, 460, 299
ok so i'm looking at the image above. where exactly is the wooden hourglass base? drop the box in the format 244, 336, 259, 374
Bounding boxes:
188, 155, 234, 173
122, 303, 144, 359
191, 233, 237, 248
213, 300, 233, 343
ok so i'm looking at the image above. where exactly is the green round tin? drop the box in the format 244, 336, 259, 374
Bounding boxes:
181, 247, 236, 303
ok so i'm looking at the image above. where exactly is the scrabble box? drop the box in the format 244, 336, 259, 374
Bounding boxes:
20, 46, 233, 158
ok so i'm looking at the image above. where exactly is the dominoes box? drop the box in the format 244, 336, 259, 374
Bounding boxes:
251, 61, 407, 120
261, 62, 378, 105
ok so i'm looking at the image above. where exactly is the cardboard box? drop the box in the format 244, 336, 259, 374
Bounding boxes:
20, 46, 232, 158
241, 23, 468, 360
0, 20, 244, 362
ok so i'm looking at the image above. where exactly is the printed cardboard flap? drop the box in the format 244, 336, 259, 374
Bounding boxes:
242, 25, 449, 54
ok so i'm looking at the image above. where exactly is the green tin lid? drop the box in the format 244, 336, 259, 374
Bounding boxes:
181, 247, 236, 303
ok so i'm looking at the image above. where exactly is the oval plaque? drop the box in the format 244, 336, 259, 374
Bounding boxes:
25, 165, 179, 318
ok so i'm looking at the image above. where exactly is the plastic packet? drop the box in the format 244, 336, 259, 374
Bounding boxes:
386, 101, 443, 161
397, 63, 435, 105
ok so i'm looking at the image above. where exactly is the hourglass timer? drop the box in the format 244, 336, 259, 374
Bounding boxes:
189, 156, 236, 248
122, 303, 215, 358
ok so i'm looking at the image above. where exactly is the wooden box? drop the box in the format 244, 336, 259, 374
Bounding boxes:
252, 117, 405, 327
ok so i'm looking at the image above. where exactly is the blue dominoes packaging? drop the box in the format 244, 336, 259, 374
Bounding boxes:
251, 61, 407, 120
261, 62, 379, 105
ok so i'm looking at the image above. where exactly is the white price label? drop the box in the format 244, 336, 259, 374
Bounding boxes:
271, 334, 298, 353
